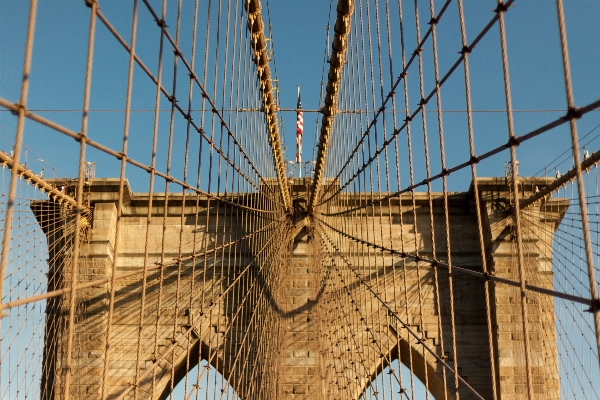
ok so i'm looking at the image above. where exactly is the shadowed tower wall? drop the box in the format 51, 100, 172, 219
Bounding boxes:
35, 178, 566, 399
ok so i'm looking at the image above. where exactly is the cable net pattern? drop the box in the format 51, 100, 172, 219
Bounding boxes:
0, 0, 599, 399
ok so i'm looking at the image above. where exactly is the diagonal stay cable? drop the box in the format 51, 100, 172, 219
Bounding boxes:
318, 0, 537, 206
318, 0, 548, 207
316, 0, 454, 204
114, 218, 290, 400
308, 0, 354, 210
316, 224, 485, 400
315, 214, 595, 307
139, 0, 289, 210
313, 232, 406, 393
519, 148, 600, 210
0, 217, 285, 312
317, 98, 600, 216
0, 97, 278, 214
95, 5, 283, 206
0, 151, 87, 212
524, 119, 600, 182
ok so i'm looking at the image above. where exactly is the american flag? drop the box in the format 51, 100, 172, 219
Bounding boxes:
296, 87, 303, 164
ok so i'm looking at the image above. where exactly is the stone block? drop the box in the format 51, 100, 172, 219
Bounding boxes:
283, 375, 308, 384
282, 357, 317, 366
292, 385, 307, 394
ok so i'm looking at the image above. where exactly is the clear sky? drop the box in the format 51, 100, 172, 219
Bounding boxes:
0, 0, 599, 193
1, 0, 599, 399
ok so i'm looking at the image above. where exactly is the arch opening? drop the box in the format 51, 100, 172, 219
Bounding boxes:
357, 338, 451, 400
171, 359, 241, 400
155, 337, 242, 400
359, 360, 434, 400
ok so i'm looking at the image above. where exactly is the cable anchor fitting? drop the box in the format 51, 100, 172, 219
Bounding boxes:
483, 271, 495, 281
156, 19, 168, 29
494, 2, 510, 13
585, 298, 600, 313
563, 107, 582, 121
460, 46, 472, 55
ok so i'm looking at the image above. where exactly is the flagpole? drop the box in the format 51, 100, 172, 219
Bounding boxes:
296, 86, 303, 178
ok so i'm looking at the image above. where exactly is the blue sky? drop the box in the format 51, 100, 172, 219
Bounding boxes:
1, 0, 600, 398
0, 0, 598, 193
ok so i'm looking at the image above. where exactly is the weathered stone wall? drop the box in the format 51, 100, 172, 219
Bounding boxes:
35, 179, 285, 399
478, 178, 566, 399
35, 178, 566, 399
316, 189, 491, 399
312, 177, 566, 399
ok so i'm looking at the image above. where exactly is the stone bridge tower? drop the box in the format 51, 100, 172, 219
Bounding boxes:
34, 177, 566, 399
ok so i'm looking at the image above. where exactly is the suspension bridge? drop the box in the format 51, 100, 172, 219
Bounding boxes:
0, 0, 599, 399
